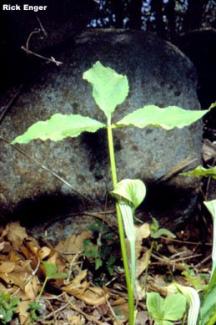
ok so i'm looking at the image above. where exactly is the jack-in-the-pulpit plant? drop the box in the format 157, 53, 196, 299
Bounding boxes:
12, 61, 209, 325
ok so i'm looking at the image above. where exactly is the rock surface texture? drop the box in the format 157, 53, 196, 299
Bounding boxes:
0, 30, 202, 219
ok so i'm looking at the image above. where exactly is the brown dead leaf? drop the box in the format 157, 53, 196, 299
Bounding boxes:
77, 286, 109, 305
8, 249, 23, 263
38, 246, 51, 260
135, 223, 151, 257
17, 300, 31, 325
68, 315, 85, 325
0, 242, 6, 252
56, 231, 92, 262
112, 302, 128, 322
0, 271, 28, 289
24, 276, 40, 299
0, 261, 15, 273
6, 222, 28, 248
136, 223, 151, 242
63, 270, 109, 305
202, 139, 216, 162
136, 248, 151, 277
63, 270, 89, 296
0, 241, 11, 254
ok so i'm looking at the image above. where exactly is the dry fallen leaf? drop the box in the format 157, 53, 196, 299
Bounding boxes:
24, 276, 40, 299
136, 248, 151, 277
68, 314, 85, 325
63, 270, 109, 305
63, 270, 89, 296
17, 300, 31, 325
135, 223, 151, 257
77, 286, 109, 305
0, 261, 15, 273
6, 222, 28, 248
56, 231, 92, 262
38, 246, 51, 260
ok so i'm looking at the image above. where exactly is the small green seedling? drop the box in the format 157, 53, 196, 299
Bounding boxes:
83, 220, 118, 278
28, 262, 66, 322
150, 217, 175, 239
28, 300, 43, 323
146, 291, 187, 325
12, 61, 209, 325
0, 292, 19, 324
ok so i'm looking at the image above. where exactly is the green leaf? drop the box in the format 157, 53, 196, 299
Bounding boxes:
151, 228, 176, 239
43, 262, 67, 280
118, 202, 136, 286
111, 179, 146, 209
182, 166, 216, 179
146, 292, 165, 320
116, 105, 208, 130
199, 286, 216, 325
12, 113, 105, 144
163, 293, 186, 320
0, 293, 19, 325
111, 179, 146, 286
170, 283, 200, 325
204, 200, 216, 221
28, 301, 42, 322
204, 200, 216, 275
83, 61, 129, 119
146, 292, 186, 324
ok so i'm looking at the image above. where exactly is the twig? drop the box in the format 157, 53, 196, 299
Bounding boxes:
21, 18, 62, 66
45, 299, 58, 324
0, 85, 23, 123
43, 302, 69, 321
64, 253, 81, 284
160, 236, 212, 246
158, 157, 198, 182
36, 16, 48, 38
26, 29, 41, 49
21, 46, 63, 66
194, 254, 212, 268
106, 297, 122, 324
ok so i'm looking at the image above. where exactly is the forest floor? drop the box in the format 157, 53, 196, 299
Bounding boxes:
0, 201, 213, 324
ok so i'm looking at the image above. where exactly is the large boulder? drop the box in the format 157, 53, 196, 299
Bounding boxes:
0, 30, 202, 222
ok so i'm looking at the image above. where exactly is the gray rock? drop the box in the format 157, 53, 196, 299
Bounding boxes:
0, 30, 202, 220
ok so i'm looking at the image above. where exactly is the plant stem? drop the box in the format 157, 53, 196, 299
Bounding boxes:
107, 120, 135, 325
37, 277, 48, 301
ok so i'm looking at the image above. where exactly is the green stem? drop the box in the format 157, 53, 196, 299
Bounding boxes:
107, 120, 135, 325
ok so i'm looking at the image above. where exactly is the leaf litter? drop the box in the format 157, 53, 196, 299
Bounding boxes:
0, 216, 212, 324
